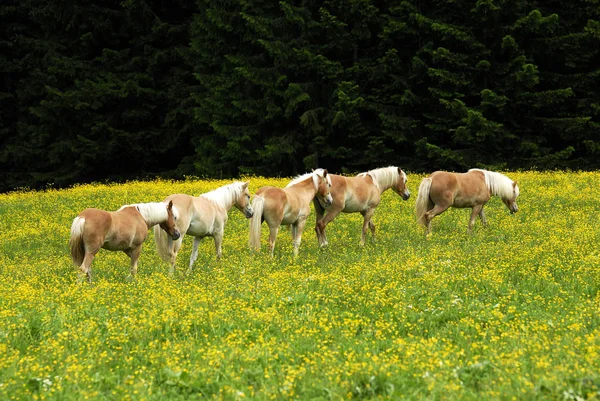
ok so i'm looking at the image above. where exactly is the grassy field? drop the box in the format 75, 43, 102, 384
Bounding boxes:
1, 171, 599, 400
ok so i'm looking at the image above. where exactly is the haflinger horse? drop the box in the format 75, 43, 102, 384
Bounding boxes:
69, 201, 181, 283
415, 168, 520, 235
249, 169, 333, 257
154, 181, 254, 275
314, 166, 410, 247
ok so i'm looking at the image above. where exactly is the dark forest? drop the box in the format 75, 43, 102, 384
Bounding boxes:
1, 0, 599, 192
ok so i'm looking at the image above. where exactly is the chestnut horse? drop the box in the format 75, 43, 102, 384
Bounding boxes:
154, 181, 254, 275
249, 169, 333, 256
415, 168, 520, 234
69, 201, 181, 283
314, 166, 410, 247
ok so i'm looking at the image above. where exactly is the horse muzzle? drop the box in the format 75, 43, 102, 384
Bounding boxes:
245, 208, 254, 218
171, 230, 181, 240
402, 191, 411, 200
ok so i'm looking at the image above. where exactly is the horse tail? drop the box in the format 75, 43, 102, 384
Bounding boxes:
154, 224, 173, 263
69, 217, 86, 266
249, 195, 265, 251
415, 177, 432, 227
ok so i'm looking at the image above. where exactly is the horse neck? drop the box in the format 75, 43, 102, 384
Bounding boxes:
129, 203, 168, 228
286, 177, 318, 203
480, 170, 512, 199
201, 185, 239, 212
363, 169, 397, 195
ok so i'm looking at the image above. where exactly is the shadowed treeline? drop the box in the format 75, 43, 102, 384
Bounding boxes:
1, 0, 599, 192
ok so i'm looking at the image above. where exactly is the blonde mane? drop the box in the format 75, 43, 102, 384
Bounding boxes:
469, 169, 518, 199
119, 202, 179, 226
286, 168, 331, 189
201, 181, 247, 209
357, 166, 405, 190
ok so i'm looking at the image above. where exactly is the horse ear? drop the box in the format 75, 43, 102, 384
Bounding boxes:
167, 200, 173, 209
513, 181, 518, 187
323, 169, 328, 177
398, 167, 402, 174
243, 181, 249, 189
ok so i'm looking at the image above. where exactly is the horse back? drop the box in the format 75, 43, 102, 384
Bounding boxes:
430, 171, 489, 207
343, 174, 380, 211
105, 207, 148, 249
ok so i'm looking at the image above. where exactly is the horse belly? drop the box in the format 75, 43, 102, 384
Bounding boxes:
452, 193, 489, 208
280, 211, 299, 226
187, 218, 212, 237
342, 197, 366, 213
102, 235, 132, 251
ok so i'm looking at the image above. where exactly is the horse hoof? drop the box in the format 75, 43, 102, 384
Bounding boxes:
125, 275, 135, 282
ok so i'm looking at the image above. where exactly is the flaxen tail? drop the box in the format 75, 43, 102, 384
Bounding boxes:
69, 217, 86, 266
154, 225, 173, 263
415, 178, 432, 227
248, 195, 264, 251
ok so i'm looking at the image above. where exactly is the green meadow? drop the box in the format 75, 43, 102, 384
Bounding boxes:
0, 171, 599, 400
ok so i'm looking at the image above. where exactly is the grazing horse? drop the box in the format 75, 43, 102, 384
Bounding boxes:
314, 166, 410, 247
249, 169, 333, 256
154, 181, 254, 275
415, 168, 520, 234
69, 201, 181, 283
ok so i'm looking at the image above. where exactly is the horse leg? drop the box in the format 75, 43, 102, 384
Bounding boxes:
479, 207, 488, 227
168, 237, 183, 276
188, 236, 202, 273
468, 204, 484, 233
316, 204, 343, 248
125, 245, 142, 280
313, 199, 325, 246
424, 204, 450, 235
292, 218, 307, 257
268, 224, 279, 257
368, 219, 376, 242
213, 230, 224, 261
360, 209, 375, 246
78, 252, 96, 284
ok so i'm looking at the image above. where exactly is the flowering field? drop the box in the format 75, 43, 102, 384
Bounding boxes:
1, 171, 599, 400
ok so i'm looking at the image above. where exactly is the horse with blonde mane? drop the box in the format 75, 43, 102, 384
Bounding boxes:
154, 181, 254, 275
415, 169, 520, 234
69, 201, 180, 283
249, 169, 333, 256
314, 166, 410, 247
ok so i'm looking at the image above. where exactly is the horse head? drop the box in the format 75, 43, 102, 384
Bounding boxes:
315, 169, 333, 207
160, 200, 181, 240
234, 181, 254, 218
392, 167, 411, 200
502, 181, 520, 214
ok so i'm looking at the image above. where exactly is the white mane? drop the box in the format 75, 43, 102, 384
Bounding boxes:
357, 166, 405, 190
286, 168, 331, 189
119, 202, 179, 226
201, 181, 247, 209
469, 169, 518, 199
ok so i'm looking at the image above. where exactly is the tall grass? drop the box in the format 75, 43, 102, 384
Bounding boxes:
0, 172, 599, 400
